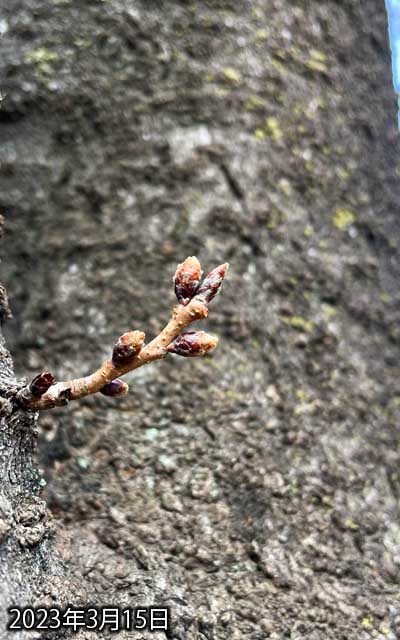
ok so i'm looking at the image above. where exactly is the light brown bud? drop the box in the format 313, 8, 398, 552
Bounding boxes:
100, 379, 129, 397
197, 262, 228, 303
29, 372, 55, 397
167, 331, 218, 357
173, 256, 203, 306
112, 331, 145, 365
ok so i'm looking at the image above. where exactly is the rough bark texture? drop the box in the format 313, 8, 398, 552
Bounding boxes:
0, 334, 77, 640
1, 0, 400, 639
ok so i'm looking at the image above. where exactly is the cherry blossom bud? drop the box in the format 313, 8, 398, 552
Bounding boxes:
100, 379, 129, 397
167, 331, 218, 357
29, 372, 55, 397
112, 331, 145, 365
173, 256, 203, 306
197, 262, 228, 303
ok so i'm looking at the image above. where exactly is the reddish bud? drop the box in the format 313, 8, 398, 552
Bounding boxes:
167, 331, 218, 357
100, 379, 129, 397
112, 330, 145, 365
197, 263, 228, 303
174, 256, 203, 306
29, 372, 55, 397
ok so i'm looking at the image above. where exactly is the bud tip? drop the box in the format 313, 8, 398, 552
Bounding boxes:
196, 261, 229, 303
174, 256, 203, 306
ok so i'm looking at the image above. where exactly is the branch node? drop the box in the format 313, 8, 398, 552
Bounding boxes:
59, 388, 72, 405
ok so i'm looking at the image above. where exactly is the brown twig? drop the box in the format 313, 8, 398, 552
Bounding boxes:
17, 258, 228, 411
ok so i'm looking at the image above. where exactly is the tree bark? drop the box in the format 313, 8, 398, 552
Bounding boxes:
0, 322, 68, 639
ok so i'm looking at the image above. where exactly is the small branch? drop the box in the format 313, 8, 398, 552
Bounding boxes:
17, 258, 228, 412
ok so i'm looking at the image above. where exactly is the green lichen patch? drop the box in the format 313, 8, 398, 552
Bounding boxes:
332, 207, 357, 231
221, 67, 242, 84
255, 116, 283, 141
281, 315, 314, 333
24, 47, 60, 76
306, 49, 329, 73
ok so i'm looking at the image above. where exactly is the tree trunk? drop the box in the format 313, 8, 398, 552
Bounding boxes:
1, 1, 400, 639
0, 322, 72, 639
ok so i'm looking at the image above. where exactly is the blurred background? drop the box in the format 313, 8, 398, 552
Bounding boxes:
1, 1, 400, 638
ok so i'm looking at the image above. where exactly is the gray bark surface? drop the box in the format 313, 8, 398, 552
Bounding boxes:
1, 1, 400, 638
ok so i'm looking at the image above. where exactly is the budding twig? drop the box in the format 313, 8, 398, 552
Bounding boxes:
17, 257, 228, 411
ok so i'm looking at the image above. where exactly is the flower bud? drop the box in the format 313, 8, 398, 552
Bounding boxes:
197, 263, 228, 303
100, 379, 129, 397
29, 372, 55, 397
167, 331, 218, 357
112, 330, 145, 365
173, 256, 203, 306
